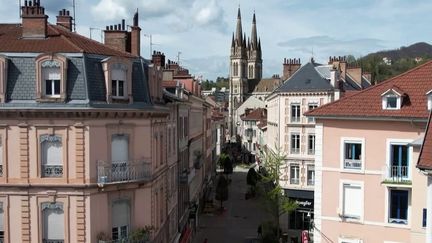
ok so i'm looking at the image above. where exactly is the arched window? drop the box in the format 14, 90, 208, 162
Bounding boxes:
111, 64, 127, 98
40, 135, 63, 178
42, 202, 64, 242
35, 54, 68, 101
101, 57, 133, 103
42, 60, 61, 97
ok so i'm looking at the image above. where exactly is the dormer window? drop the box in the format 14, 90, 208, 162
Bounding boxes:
427, 90, 432, 110
35, 54, 68, 101
102, 57, 133, 103
381, 87, 404, 110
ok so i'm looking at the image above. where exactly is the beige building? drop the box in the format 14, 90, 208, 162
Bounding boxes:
308, 61, 432, 242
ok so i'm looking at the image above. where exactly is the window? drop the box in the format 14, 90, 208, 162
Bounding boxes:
308, 134, 315, 155
389, 144, 409, 180
341, 183, 362, 219
0, 56, 7, 103
111, 68, 126, 98
0, 202, 3, 241
423, 208, 427, 228
36, 54, 68, 101
291, 104, 301, 123
381, 90, 402, 110
344, 142, 362, 169
42, 64, 61, 97
291, 134, 300, 154
389, 189, 408, 224
42, 202, 64, 243
253, 130, 256, 137
111, 134, 129, 181
427, 91, 432, 110
307, 165, 315, 186
290, 164, 299, 184
253, 143, 256, 151
0, 137, 2, 176
308, 103, 318, 123
112, 200, 130, 240
41, 135, 63, 177
386, 96, 397, 108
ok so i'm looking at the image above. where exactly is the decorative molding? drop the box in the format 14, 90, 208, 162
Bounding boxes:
41, 202, 64, 211
40, 134, 62, 143
41, 60, 61, 68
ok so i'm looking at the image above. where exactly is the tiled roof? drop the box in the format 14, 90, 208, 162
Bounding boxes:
307, 61, 432, 119
0, 24, 135, 58
241, 108, 266, 121
418, 112, 432, 170
253, 77, 281, 93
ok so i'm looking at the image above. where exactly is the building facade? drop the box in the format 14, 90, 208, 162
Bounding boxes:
308, 61, 432, 243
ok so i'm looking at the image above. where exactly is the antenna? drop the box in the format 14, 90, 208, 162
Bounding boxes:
72, 0, 76, 32
18, 0, 21, 18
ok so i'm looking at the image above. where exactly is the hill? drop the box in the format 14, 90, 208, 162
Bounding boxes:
355, 42, 432, 83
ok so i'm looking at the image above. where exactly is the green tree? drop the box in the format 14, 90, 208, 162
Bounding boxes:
215, 174, 229, 210
257, 149, 298, 241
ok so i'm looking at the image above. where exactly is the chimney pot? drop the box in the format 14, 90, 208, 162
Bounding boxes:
66, 10, 70, 16
122, 19, 125, 30
118, 24, 121, 30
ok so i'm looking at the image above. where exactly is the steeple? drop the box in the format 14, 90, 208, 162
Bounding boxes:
231, 33, 235, 48
235, 7, 243, 46
251, 12, 258, 50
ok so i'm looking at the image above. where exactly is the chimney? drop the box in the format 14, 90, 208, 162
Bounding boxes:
330, 66, 339, 88
21, 0, 48, 38
104, 19, 129, 53
56, 9, 73, 31
152, 51, 166, 67
328, 56, 347, 80
346, 64, 362, 88
282, 58, 301, 80
130, 10, 141, 56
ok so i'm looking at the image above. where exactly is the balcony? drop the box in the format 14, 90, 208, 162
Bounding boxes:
42, 165, 63, 177
290, 178, 299, 185
343, 159, 361, 170
97, 159, 151, 184
383, 165, 411, 185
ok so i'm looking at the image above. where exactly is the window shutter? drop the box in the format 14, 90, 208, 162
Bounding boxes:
112, 201, 130, 228
111, 135, 129, 162
42, 141, 62, 165
112, 69, 126, 81
43, 67, 61, 80
343, 184, 361, 218
44, 207, 64, 240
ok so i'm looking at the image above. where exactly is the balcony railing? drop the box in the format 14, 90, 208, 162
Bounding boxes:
0, 165, 3, 176
307, 179, 315, 186
97, 160, 151, 184
290, 178, 299, 185
308, 149, 315, 155
290, 148, 300, 154
291, 117, 300, 123
388, 166, 409, 182
344, 159, 361, 169
43, 240, 64, 243
42, 165, 63, 177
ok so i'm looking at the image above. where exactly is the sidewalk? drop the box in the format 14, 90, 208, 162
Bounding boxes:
192, 167, 272, 243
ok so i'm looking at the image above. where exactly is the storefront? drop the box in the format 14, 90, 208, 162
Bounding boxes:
284, 189, 314, 243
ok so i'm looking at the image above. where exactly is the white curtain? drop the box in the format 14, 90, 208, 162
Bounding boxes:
42, 141, 62, 165
42, 67, 61, 80
111, 135, 129, 163
343, 184, 361, 217
43, 207, 64, 240
112, 201, 130, 228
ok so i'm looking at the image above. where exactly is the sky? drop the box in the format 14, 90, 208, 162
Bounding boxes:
1, 0, 432, 81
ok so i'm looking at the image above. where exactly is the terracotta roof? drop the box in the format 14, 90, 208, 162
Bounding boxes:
241, 108, 267, 121
0, 24, 135, 58
253, 78, 281, 93
307, 61, 432, 119
418, 112, 432, 170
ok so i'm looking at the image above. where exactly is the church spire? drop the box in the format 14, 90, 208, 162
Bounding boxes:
251, 11, 258, 50
235, 7, 243, 46
231, 32, 235, 48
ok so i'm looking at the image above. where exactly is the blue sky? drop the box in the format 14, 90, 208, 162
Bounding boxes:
1, 0, 431, 81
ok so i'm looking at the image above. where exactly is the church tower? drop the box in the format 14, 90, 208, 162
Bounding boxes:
228, 7, 248, 137
247, 12, 262, 80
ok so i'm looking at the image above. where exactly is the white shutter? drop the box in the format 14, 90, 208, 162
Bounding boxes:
42, 141, 62, 165
343, 184, 361, 218
112, 201, 130, 228
0, 206, 4, 231
43, 67, 61, 80
112, 69, 126, 81
111, 135, 129, 162
44, 208, 64, 240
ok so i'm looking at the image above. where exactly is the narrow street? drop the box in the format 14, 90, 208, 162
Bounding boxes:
193, 167, 272, 243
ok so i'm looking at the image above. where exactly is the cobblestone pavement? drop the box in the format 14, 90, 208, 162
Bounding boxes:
192, 167, 272, 243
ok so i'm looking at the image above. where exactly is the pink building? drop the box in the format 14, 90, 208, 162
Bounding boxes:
0, 1, 173, 242
308, 61, 432, 242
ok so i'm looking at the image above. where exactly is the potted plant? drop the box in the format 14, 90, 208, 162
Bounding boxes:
130, 225, 155, 242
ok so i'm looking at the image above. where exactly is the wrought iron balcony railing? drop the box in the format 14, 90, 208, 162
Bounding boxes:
290, 148, 300, 154
0, 165, 3, 176
387, 165, 409, 182
97, 160, 152, 184
307, 179, 315, 186
42, 165, 63, 177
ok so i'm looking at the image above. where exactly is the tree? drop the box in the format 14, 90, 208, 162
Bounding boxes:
215, 174, 229, 210
257, 149, 298, 241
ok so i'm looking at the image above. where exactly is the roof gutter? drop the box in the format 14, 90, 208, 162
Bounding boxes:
307, 115, 428, 123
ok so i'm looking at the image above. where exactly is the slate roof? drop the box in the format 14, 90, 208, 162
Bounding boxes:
418, 112, 432, 170
0, 24, 135, 58
275, 62, 334, 93
307, 60, 432, 120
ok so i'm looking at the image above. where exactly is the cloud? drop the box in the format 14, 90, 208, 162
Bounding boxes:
183, 55, 229, 81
